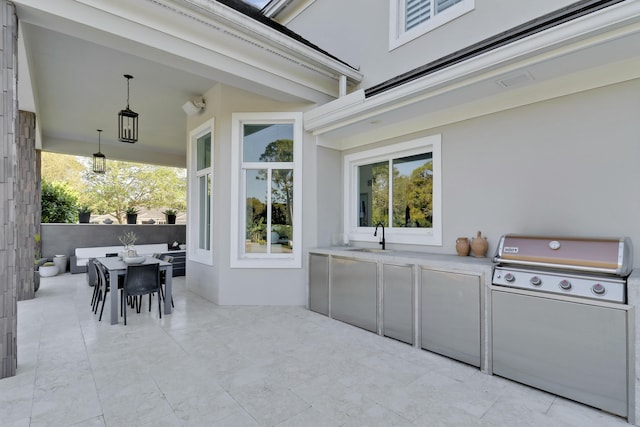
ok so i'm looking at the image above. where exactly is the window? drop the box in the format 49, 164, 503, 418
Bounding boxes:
188, 120, 214, 265
390, 0, 474, 50
230, 113, 303, 268
344, 135, 442, 246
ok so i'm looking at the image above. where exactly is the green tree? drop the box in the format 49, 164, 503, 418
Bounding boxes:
257, 139, 294, 226
41, 152, 86, 196
81, 160, 186, 224
41, 178, 79, 223
370, 162, 389, 226
392, 161, 433, 227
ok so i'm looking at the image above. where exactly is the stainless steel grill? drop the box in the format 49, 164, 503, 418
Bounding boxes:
490, 234, 634, 418
492, 234, 632, 303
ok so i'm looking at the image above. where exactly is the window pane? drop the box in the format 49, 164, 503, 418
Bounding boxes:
271, 169, 293, 254
358, 161, 389, 227
197, 133, 211, 171
436, 0, 463, 13
406, 0, 431, 31
198, 174, 211, 250
243, 124, 293, 162
245, 169, 268, 253
392, 153, 433, 228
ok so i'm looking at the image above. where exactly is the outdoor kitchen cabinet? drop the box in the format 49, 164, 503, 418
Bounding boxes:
383, 263, 414, 345
331, 257, 378, 333
308, 253, 330, 315
421, 269, 481, 367
492, 290, 629, 417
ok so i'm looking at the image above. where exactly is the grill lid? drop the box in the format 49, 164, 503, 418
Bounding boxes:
494, 234, 633, 276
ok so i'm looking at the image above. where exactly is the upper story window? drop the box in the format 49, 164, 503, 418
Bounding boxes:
344, 135, 442, 247
188, 120, 214, 265
390, 0, 474, 50
230, 113, 303, 269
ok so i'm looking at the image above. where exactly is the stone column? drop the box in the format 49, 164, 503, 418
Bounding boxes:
16, 111, 38, 301
0, 0, 18, 379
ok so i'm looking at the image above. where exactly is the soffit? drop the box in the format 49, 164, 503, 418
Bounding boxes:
14, 0, 359, 167
305, 0, 640, 150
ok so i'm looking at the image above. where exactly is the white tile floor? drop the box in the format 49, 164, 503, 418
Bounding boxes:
0, 273, 632, 426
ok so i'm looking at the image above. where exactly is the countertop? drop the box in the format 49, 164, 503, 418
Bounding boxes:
309, 246, 493, 272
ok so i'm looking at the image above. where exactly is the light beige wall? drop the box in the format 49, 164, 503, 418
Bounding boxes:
440, 79, 640, 260
186, 79, 640, 304
287, 0, 575, 89
337, 78, 640, 264
185, 83, 317, 305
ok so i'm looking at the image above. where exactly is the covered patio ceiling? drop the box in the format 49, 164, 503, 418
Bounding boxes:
14, 0, 357, 168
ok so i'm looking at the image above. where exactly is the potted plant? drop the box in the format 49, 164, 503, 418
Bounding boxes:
39, 261, 58, 277
78, 205, 92, 223
126, 206, 139, 224
119, 231, 138, 256
163, 209, 178, 224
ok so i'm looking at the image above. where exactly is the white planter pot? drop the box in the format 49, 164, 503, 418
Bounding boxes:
39, 265, 58, 277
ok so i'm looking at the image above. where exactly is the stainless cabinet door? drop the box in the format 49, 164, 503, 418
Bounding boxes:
421, 269, 480, 367
331, 257, 377, 333
309, 254, 329, 315
383, 264, 413, 344
492, 290, 628, 417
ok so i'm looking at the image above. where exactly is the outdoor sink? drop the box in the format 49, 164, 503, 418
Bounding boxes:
348, 248, 389, 253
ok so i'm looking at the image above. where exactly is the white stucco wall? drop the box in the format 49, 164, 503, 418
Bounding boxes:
185, 83, 317, 305
335, 78, 640, 265
287, 0, 576, 89
187, 77, 640, 305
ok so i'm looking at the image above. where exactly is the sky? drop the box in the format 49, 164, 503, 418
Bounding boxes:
242, 0, 271, 9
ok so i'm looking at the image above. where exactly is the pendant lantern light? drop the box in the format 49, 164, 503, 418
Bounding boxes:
118, 74, 138, 143
92, 129, 106, 174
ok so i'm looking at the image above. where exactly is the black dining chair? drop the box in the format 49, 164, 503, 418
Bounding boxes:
122, 263, 161, 325
148, 255, 175, 309
95, 261, 125, 321
94, 261, 108, 320
160, 255, 174, 308
90, 260, 101, 311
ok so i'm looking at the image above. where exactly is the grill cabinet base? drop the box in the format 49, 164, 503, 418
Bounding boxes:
492, 289, 629, 417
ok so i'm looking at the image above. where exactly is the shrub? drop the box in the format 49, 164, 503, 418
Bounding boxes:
41, 179, 79, 223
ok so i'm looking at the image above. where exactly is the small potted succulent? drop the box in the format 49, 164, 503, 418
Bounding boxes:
78, 205, 92, 223
163, 209, 178, 224
126, 206, 139, 224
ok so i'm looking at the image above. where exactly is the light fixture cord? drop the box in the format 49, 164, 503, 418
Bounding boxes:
124, 75, 133, 109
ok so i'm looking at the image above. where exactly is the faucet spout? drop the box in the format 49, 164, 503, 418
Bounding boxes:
374, 223, 385, 250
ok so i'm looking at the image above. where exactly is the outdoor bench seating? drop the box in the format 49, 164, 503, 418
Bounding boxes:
70, 243, 169, 274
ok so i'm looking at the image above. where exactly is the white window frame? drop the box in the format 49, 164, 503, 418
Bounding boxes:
230, 112, 303, 269
389, 0, 474, 50
187, 119, 214, 266
344, 135, 442, 246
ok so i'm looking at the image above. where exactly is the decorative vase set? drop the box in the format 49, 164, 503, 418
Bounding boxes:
456, 231, 488, 257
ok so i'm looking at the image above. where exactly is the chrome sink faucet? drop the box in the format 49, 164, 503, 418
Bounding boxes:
374, 222, 385, 250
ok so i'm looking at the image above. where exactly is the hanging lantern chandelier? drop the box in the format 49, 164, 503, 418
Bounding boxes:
92, 129, 106, 174
118, 74, 138, 143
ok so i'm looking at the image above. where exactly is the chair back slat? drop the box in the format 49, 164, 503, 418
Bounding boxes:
124, 263, 160, 296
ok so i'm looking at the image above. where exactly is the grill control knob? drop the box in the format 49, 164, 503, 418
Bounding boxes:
592, 283, 606, 295
530, 276, 542, 286
504, 273, 515, 283
559, 279, 572, 290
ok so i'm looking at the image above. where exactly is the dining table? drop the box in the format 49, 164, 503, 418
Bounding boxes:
94, 256, 173, 325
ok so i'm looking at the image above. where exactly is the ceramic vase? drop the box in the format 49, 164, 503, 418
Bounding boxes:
455, 237, 470, 256
471, 230, 488, 257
